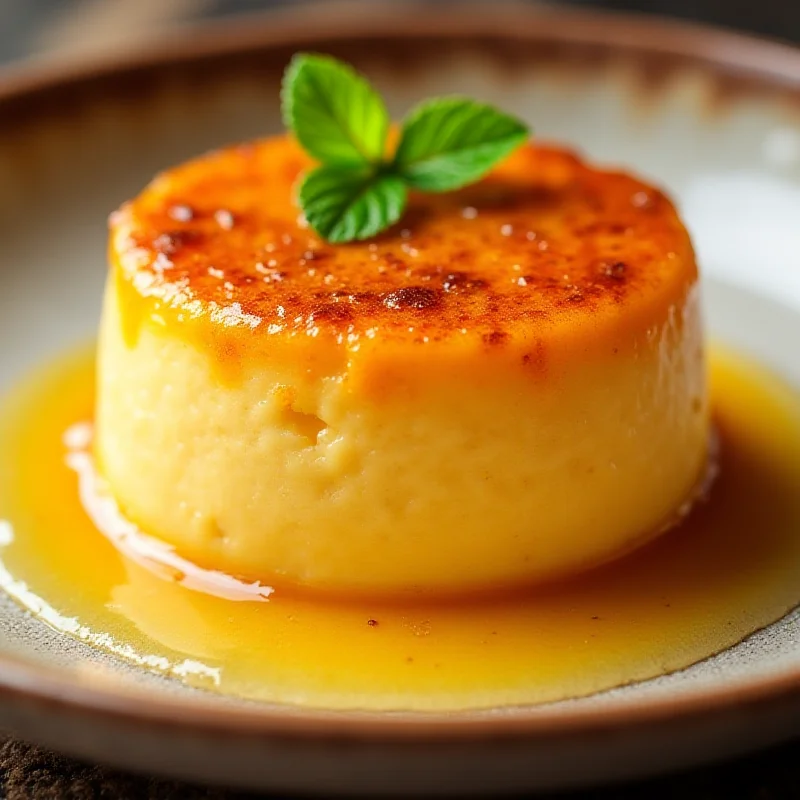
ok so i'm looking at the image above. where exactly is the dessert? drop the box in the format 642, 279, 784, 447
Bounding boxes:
97, 135, 707, 595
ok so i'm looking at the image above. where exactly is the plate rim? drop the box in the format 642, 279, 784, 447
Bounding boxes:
1, 0, 799, 107
1, 0, 800, 744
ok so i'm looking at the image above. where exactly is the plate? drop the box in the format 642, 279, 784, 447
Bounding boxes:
1, 2, 800, 794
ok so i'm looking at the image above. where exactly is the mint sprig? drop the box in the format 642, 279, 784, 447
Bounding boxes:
282, 53, 530, 243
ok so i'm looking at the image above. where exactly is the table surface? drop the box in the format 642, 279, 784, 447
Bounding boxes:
2, 732, 800, 798
1, 1, 800, 797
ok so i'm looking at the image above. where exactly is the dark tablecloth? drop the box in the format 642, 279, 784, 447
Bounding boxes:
3, 733, 800, 798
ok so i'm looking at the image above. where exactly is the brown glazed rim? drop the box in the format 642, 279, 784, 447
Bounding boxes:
1, 0, 800, 744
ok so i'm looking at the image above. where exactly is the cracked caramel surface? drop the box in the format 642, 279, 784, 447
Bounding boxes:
110, 136, 696, 350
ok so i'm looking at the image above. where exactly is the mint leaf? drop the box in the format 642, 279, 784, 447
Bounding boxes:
282, 53, 389, 166
393, 97, 529, 192
281, 55, 531, 243
299, 165, 407, 244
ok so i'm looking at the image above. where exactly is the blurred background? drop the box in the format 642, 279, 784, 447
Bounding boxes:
0, 0, 798, 68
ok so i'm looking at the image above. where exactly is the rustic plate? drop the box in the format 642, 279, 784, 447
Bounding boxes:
1, 1, 800, 794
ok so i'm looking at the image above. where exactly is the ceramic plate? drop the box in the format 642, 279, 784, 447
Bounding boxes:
1, 2, 800, 794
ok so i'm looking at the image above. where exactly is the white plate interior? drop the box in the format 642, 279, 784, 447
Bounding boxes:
0, 16, 799, 715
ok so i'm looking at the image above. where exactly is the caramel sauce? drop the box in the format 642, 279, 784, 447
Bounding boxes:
1, 344, 800, 711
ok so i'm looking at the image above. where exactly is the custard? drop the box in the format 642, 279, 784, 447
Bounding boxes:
98, 137, 707, 594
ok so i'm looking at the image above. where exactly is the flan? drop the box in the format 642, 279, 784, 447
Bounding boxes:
97, 136, 708, 595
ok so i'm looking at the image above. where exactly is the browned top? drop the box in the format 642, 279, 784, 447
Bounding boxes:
110, 136, 696, 350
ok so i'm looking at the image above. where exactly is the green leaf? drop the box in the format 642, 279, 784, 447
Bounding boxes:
281, 55, 531, 243
393, 97, 529, 192
282, 53, 389, 166
299, 165, 407, 244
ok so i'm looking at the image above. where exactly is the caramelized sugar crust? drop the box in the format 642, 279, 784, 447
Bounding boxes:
111, 137, 696, 349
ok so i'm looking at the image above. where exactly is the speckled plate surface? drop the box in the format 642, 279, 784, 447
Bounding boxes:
1, 1, 800, 794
